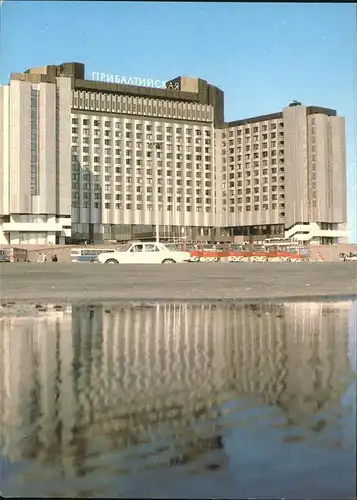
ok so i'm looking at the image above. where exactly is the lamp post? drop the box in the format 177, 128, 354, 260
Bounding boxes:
147, 141, 162, 243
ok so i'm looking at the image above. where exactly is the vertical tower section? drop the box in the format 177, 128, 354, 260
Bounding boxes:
9, 80, 32, 214
56, 76, 72, 220
0, 85, 10, 219
282, 103, 309, 228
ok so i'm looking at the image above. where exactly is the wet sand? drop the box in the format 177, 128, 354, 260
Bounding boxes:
0, 262, 356, 304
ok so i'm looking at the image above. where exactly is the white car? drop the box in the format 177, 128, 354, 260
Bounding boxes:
97, 241, 191, 264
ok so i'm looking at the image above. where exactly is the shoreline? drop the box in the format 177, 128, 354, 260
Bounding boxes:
1, 295, 356, 319
1, 294, 357, 306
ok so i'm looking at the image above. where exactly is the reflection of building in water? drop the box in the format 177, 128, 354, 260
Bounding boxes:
0, 309, 73, 463
241, 301, 353, 416
348, 300, 356, 372
0, 301, 353, 472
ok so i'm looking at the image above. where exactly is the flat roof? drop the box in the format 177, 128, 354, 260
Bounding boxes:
74, 79, 200, 103
306, 106, 336, 117
227, 112, 283, 127
226, 105, 337, 127
9, 62, 339, 124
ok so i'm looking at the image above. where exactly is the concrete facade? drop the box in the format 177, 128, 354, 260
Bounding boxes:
222, 105, 349, 243
283, 106, 347, 230
0, 75, 72, 245
0, 63, 349, 245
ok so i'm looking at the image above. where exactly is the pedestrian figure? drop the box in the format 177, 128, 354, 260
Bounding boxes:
52, 254, 58, 262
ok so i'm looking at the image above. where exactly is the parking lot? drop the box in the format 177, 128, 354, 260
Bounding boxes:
1, 261, 356, 303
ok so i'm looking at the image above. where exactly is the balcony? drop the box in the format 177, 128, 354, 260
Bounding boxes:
285, 223, 349, 242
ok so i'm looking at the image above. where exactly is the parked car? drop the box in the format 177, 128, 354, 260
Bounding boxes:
97, 241, 191, 264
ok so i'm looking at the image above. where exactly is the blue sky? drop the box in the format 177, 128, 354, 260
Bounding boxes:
1, 2, 356, 241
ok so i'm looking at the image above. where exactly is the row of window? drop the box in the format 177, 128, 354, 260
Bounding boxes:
224, 206, 286, 215
222, 123, 284, 139
223, 141, 284, 153
73, 173, 213, 183
72, 131, 211, 146
223, 178, 284, 188
224, 166, 284, 175
225, 162, 286, 170
73, 180, 284, 194
223, 151, 284, 161
72, 191, 284, 205
73, 183, 213, 193
224, 194, 285, 203
73, 93, 212, 122
228, 160, 284, 170
224, 185, 284, 194
72, 118, 212, 135
73, 185, 213, 195
71, 202, 287, 216
222, 132, 284, 146
75, 180, 212, 189
74, 160, 213, 171
224, 174, 285, 182
72, 202, 214, 212
73, 201, 286, 218
74, 185, 213, 193
73, 140, 212, 150
102, 194, 212, 203
72, 169, 213, 181
71, 177, 283, 190
73, 150, 212, 161
223, 184, 284, 193
224, 161, 285, 172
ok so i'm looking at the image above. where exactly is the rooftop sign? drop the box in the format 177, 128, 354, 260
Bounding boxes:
91, 72, 180, 90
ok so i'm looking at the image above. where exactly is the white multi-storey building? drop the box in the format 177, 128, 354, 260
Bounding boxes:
70, 107, 215, 242
0, 62, 349, 245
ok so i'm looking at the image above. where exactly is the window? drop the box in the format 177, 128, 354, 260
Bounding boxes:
145, 244, 159, 252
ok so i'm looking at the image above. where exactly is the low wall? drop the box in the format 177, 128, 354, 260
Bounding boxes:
25, 244, 117, 263
10, 242, 357, 264
308, 244, 357, 262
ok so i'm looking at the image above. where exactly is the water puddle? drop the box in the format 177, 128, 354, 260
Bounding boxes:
0, 300, 356, 498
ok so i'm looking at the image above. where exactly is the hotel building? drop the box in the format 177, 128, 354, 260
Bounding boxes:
0, 62, 349, 245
